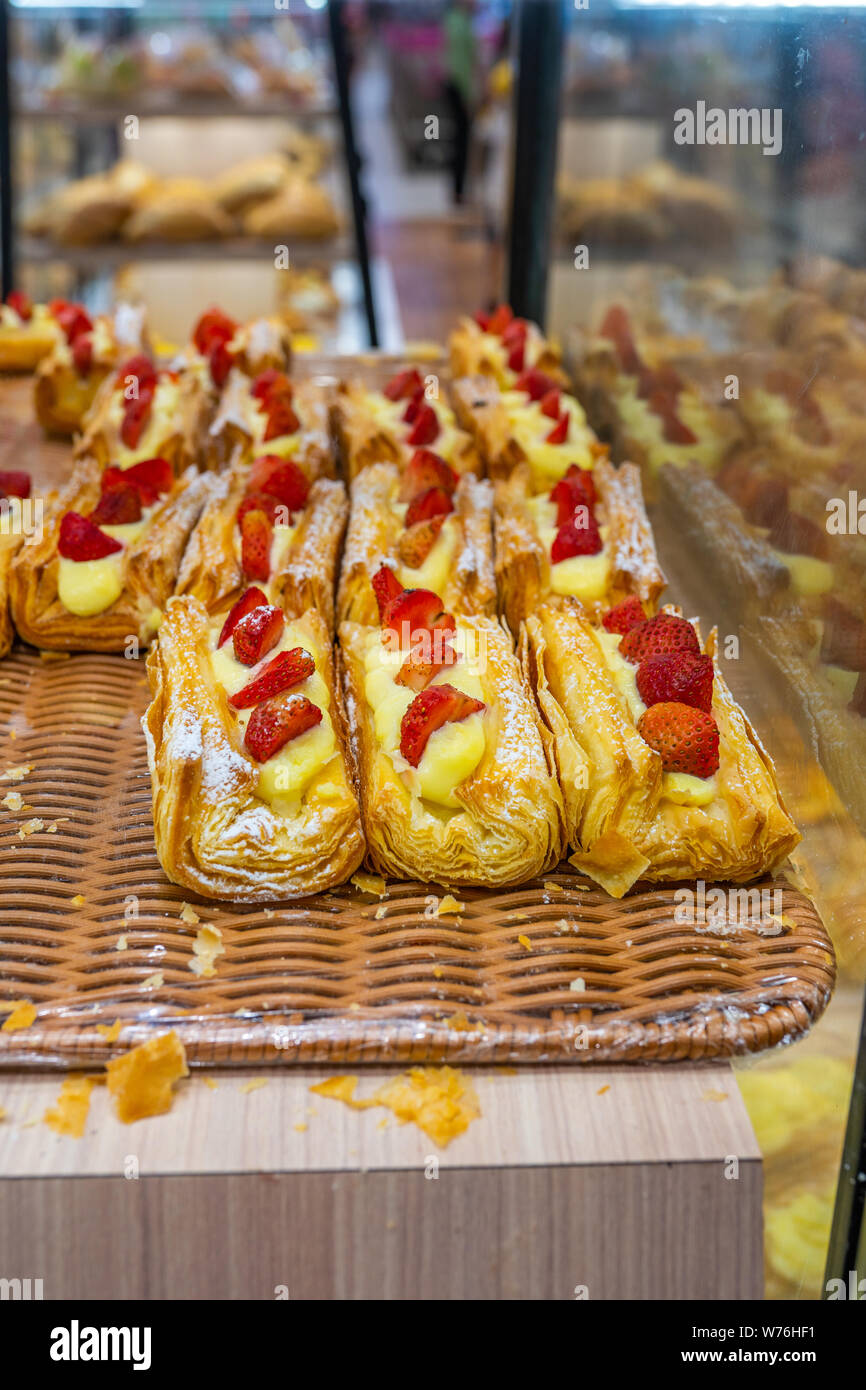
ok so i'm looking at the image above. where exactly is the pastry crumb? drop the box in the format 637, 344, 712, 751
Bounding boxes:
1, 791, 23, 811
569, 977, 586, 992
240, 1078, 267, 1094
202, 1077, 218, 1090
39, 649, 70, 662
95, 1019, 122, 1042
597, 1084, 610, 1096
1, 764, 32, 782
444, 1011, 483, 1033
106, 1032, 188, 1123
702, 1089, 728, 1103
293, 1121, 308, 1133
139, 972, 164, 991
436, 894, 465, 916
543, 880, 564, 894
374, 905, 387, 920
518, 934, 533, 952
432, 965, 444, 979
18, 817, 44, 839
311, 1067, 480, 1148
1, 999, 36, 1032
70, 893, 85, 907
115, 934, 128, 952
44, 1075, 96, 1138
179, 902, 200, 924
189, 924, 224, 978
351, 871, 387, 898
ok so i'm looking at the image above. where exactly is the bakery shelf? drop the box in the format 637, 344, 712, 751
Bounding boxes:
13, 96, 338, 125
17, 233, 355, 270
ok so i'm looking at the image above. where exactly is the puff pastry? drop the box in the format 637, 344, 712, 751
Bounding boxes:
340, 593, 563, 886
176, 453, 347, 635
0, 294, 73, 372
331, 368, 482, 481
523, 598, 800, 897
0, 471, 33, 658
451, 372, 605, 488
242, 179, 339, 241
122, 179, 235, 242
337, 460, 495, 626
495, 457, 665, 633
448, 306, 567, 389
183, 307, 293, 399
9, 455, 213, 652
34, 301, 148, 437
144, 594, 365, 902
75, 353, 211, 474
207, 369, 331, 474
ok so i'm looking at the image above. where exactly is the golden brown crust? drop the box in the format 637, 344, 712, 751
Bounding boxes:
337, 462, 496, 626
0, 541, 22, 658
340, 615, 564, 886
9, 457, 215, 652
227, 317, 293, 378
524, 599, 800, 897
143, 596, 365, 902
330, 379, 482, 482
33, 304, 149, 438
75, 365, 211, 473
450, 375, 526, 480
206, 371, 332, 474
0, 317, 63, 373
494, 458, 665, 633
448, 316, 567, 387
176, 462, 348, 635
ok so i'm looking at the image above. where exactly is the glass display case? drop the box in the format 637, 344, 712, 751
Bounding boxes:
511, 0, 866, 1302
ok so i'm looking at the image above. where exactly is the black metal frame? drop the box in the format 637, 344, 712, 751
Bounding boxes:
824, 995, 866, 1295
328, 0, 379, 348
506, 0, 565, 328
0, 0, 13, 295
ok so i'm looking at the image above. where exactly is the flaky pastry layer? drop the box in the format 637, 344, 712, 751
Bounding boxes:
330, 380, 482, 482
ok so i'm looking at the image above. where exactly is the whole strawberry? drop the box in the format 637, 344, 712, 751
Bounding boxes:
602, 596, 646, 636
620, 612, 699, 663
637, 702, 720, 777
636, 652, 714, 714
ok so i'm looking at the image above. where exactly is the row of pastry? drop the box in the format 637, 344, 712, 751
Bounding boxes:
0, 295, 799, 902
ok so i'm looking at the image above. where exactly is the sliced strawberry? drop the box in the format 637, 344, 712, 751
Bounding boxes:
550, 464, 596, 526
620, 612, 700, 664
229, 647, 315, 709
232, 603, 284, 667
247, 454, 309, 511
636, 652, 714, 714
599, 305, 642, 375
116, 353, 157, 391
71, 331, 93, 376
381, 587, 456, 641
250, 368, 289, 403
120, 395, 153, 450
395, 639, 457, 691
90, 483, 142, 527
502, 318, 528, 348
106, 456, 173, 504
474, 310, 491, 331
406, 403, 440, 447
545, 412, 569, 445
399, 683, 485, 768
637, 702, 720, 777
647, 389, 698, 445
402, 389, 424, 424
397, 516, 446, 569
262, 398, 300, 440
551, 513, 602, 563
507, 343, 525, 373
820, 598, 866, 672
0, 470, 31, 499
239, 508, 273, 583
245, 692, 322, 764
486, 304, 513, 336
237, 491, 281, 528
515, 367, 560, 401
50, 299, 92, 344
405, 485, 453, 528
5, 290, 32, 321
768, 511, 829, 561
218, 586, 269, 647
602, 597, 646, 636
193, 307, 237, 355
207, 339, 234, 390
372, 565, 403, 621
399, 449, 457, 502
383, 368, 423, 402
539, 388, 561, 420
58, 512, 122, 562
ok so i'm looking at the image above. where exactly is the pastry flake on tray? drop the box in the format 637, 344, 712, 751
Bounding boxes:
207, 368, 332, 475
337, 459, 495, 627
495, 456, 665, 634
523, 598, 800, 897
176, 453, 347, 635
75, 352, 211, 475
331, 367, 482, 481
451, 371, 606, 487
340, 581, 564, 887
34, 301, 149, 438
9, 455, 214, 652
448, 305, 568, 390
144, 594, 365, 902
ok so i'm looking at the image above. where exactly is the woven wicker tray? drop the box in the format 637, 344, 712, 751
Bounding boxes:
0, 645, 834, 1068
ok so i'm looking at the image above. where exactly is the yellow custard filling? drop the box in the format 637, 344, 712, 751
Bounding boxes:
772, 551, 835, 597
393, 507, 459, 594
210, 617, 337, 812
502, 391, 595, 485
528, 495, 611, 601
365, 391, 465, 463
613, 385, 726, 475
363, 626, 486, 808
106, 379, 181, 467
56, 507, 155, 617
594, 629, 718, 805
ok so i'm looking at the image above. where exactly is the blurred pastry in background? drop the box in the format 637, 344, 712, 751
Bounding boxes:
557, 161, 740, 252
28, 173, 134, 246
212, 154, 300, 218
242, 180, 339, 241
122, 179, 235, 243
278, 269, 340, 331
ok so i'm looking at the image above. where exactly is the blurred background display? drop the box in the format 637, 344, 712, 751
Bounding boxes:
2, 0, 866, 1302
